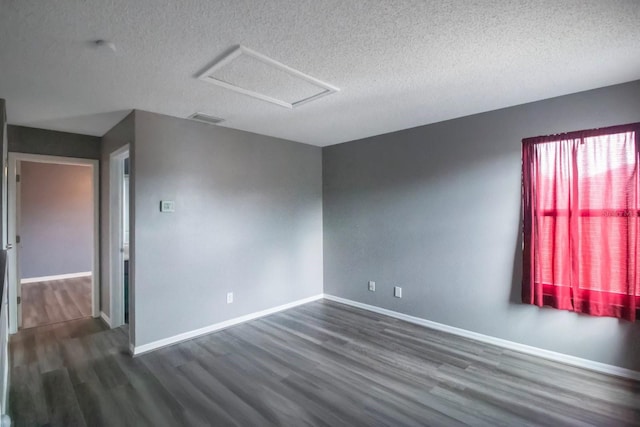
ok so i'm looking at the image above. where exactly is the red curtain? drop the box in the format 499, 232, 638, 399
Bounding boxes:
522, 123, 640, 321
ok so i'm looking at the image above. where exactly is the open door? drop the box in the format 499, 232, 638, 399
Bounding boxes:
1, 101, 7, 258
108, 146, 129, 328
123, 159, 129, 324
0, 98, 11, 425
6, 159, 17, 335
12, 161, 20, 329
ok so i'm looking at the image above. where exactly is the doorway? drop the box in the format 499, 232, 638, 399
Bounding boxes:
108, 146, 129, 329
7, 154, 99, 334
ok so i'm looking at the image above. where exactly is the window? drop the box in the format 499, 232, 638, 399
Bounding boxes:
522, 123, 640, 321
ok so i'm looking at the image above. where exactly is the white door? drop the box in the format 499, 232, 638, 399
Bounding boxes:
109, 146, 129, 328
13, 162, 20, 328
1, 106, 7, 252
6, 160, 23, 329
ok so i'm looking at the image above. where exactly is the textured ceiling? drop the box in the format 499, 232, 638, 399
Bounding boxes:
1, 0, 639, 146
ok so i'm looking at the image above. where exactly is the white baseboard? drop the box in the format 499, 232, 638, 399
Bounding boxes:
323, 294, 640, 381
21, 271, 92, 284
100, 311, 111, 328
132, 294, 324, 356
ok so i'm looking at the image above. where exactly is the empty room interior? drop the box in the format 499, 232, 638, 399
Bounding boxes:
18, 160, 94, 329
0, 1, 639, 426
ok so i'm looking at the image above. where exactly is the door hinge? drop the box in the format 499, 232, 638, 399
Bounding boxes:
16, 235, 20, 244
16, 174, 20, 183
17, 296, 21, 304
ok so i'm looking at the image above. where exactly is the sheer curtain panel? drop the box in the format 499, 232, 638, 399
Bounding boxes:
522, 123, 640, 321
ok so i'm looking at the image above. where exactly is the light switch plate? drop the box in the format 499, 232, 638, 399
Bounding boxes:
160, 200, 175, 212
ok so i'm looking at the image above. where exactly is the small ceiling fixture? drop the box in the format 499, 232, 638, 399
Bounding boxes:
187, 112, 225, 125
197, 45, 339, 109
93, 39, 117, 52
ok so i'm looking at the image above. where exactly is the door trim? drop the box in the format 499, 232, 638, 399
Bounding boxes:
7, 153, 99, 333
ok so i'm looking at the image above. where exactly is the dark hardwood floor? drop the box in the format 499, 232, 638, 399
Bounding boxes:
21, 277, 91, 329
9, 300, 640, 426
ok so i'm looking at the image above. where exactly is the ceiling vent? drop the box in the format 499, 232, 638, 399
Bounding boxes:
187, 112, 225, 125
197, 46, 339, 109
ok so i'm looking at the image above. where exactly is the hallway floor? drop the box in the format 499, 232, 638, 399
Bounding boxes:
21, 276, 91, 329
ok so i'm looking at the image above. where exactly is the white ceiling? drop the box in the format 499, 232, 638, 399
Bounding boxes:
1, 0, 639, 147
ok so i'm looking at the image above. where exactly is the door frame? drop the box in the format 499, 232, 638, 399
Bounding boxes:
7, 153, 100, 333
108, 145, 129, 329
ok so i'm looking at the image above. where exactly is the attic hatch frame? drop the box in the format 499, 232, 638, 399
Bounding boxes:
197, 45, 339, 109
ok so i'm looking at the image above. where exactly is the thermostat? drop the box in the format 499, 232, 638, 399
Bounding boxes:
160, 200, 175, 212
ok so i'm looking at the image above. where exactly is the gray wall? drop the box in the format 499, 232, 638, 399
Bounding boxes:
100, 113, 134, 317
1, 100, 6, 248
133, 110, 323, 346
8, 125, 100, 159
323, 80, 640, 371
19, 162, 93, 279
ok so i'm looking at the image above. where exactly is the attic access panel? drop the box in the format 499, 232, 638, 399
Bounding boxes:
197, 46, 339, 108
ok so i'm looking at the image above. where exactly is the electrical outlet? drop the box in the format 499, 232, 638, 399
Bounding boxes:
368, 281, 376, 291
394, 286, 402, 298
227, 292, 233, 304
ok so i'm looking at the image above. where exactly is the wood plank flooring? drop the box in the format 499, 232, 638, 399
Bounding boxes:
9, 300, 640, 426
21, 277, 91, 329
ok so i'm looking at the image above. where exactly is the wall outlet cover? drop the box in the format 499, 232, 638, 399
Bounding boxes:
394, 286, 402, 298
368, 281, 376, 291
226, 292, 234, 304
